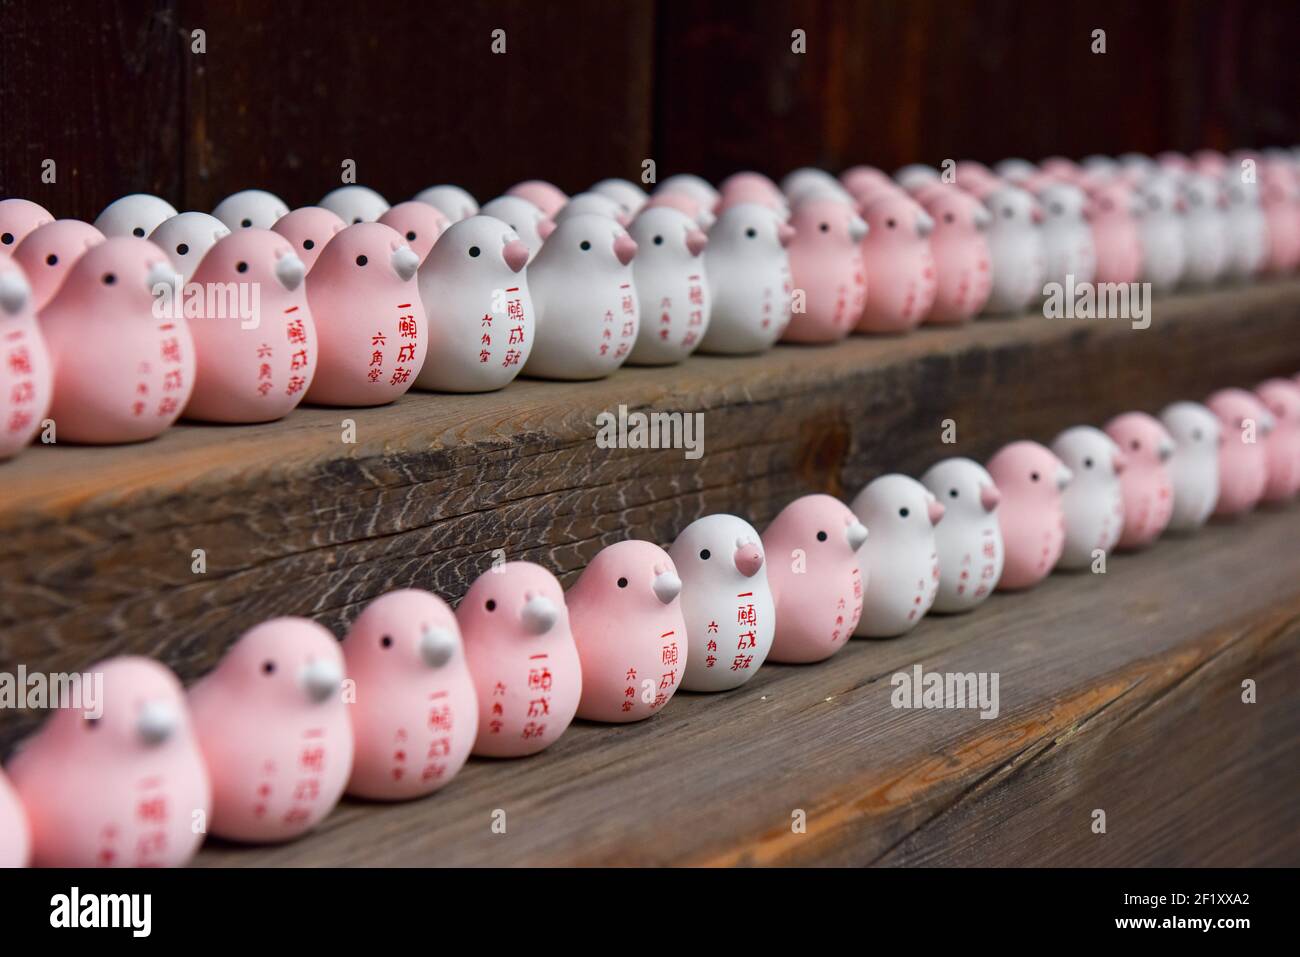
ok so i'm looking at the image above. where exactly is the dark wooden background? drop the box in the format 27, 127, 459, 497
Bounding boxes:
1, 0, 1297, 222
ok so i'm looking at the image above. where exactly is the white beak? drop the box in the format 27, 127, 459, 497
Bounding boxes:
136, 700, 177, 746
419, 626, 457, 668
0, 270, 31, 314
846, 521, 869, 551
521, 596, 559, 635
653, 571, 682, 605
300, 659, 342, 703
391, 245, 420, 282
276, 253, 306, 291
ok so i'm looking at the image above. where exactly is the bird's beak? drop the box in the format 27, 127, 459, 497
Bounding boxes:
419, 626, 457, 668
926, 499, 946, 525
391, 245, 420, 281
0, 270, 31, 314
846, 521, 869, 551
1031, 207, 1045, 225
275, 253, 306, 291
1157, 440, 1174, 463
136, 700, 177, 746
980, 484, 1002, 512
733, 541, 764, 577
521, 595, 559, 635
613, 233, 638, 266
777, 223, 796, 247
653, 570, 682, 604
1057, 466, 1073, 490
300, 659, 342, 704
697, 209, 717, 229
848, 216, 869, 243
686, 229, 708, 256
1112, 452, 1128, 474
974, 208, 992, 231
916, 212, 935, 238
615, 211, 631, 228
537, 218, 557, 240
503, 239, 530, 273
146, 260, 177, 294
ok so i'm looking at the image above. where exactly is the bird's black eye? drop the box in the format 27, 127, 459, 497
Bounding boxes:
236, 261, 249, 273
352, 217, 363, 224
406, 231, 417, 241
485, 599, 496, 612
176, 243, 189, 256
85, 716, 100, 729
355, 254, 368, 266
381, 635, 393, 648
102, 273, 117, 285
745, 228, 756, 239
816, 530, 828, 541
241, 218, 253, 228
262, 660, 276, 675
699, 548, 711, 560
1030, 471, 1040, 482
469, 245, 482, 257
1130, 439, 1140, 450
949, 488, 959, 498
1192, 428, 1202, 441
132, 227, 145, 237
579, 240, 591, 251
1003, 208, 1013, 218
819, 222, 829, 232
303, 239, 315, 250
617, 577, 628, 588
1051, 203, 1063, 215
899, 507, 909, 518
886, 218, 897, 228
46, 253, 58, 266
1084, 457, 1094, 469
653, 235, 663, 245
0, 233, 13, 245
944, 212, 954, 223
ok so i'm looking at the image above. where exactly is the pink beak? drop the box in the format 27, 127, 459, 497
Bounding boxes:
733, 543, 764, 578
1113, 452, 1128, 474
686, 229, 708, 256
503, 239, 530, 273
777, 223, 796, 247
613, 233, 638, 265
537, 218, 557, 240
979, 484, 1002, 512
927, 499, 946, 525
1031, 207, 1044, 225
616, 211, 631, 228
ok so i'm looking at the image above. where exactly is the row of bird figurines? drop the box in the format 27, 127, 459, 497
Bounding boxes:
2, 145, 1298, 460
3, 379, 1297, 867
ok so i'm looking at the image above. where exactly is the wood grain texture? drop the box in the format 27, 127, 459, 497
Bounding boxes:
1, 279, 1298, 759
188, 503, 1300, 866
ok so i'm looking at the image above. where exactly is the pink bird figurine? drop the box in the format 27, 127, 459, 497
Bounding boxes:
342, 589, 478, 800
271, 206, 346, 273
458, 562, 581, 758
379, 201, 451, 265
1087, 179, 1145, 285
1207, 388, 1274, 516
1104, 412, 1175, 550
189, 617, 351, 843
0, 768, 29, 868
1260, 161, 1300, 275
763, 494, 869, 662
1256, 378, 1300, 502
0, 258, 53, 459
303, 222, 425, 406
569, 540, 688, 722
718, 171, 787, 217
914, 186, 993, 323
40, 237, 193, 444
781, 198, 868, 342
0, 198, 53, 255
857, 192, 937, 333
7, 656, 211, 867
506, 180, 569, 219
12, 219, 105, 310
987, 441, 1072, 591
183, 228, 315, 423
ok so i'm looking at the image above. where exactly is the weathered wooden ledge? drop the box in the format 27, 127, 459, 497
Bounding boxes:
1, 279, 1299, 757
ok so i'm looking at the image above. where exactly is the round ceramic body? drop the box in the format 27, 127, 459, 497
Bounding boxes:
188, 617, 351, 843
987, 441, 1071, 591
626, 206, 711, 364
272, 206, 347, 273
458, 562, 581, 758
1207, 388, 1272, 516
981, 186, 1047, 314
1179, 174, 1228, 285
763, 494, 867, 662
654, 174, 719, 212
40, 237, 194, 444
857, 193, 936, 332
1160, 401, 1221, 531
13, 219, 106, 309
916, 188, 993, 323
698, 203, 793, 355
920, 458, 1004, 612
1260, 164, 1300, 274
506, 180, 569, 218
523, 213, 639, 380
93, 193, 178, 239
1087, 181, 1144, 286
7, 657, 211, 867
415, 215, 533, 392
184, 229, 315, 423
781, 198, 868, 342
342, 589, 478, 800
1038, 183, 1097, 287
378, 201, 451, 265
668, 514, 774, 691
479, 195, 556, 264
1103, 412, 1175, 549
213, 189, 290, 231
1257, 378, 1300, 502
148, 212, 231, 276
782, 167, 847, 203
1136, 175, 1187, 291
591, 178, 649, 218
1221, 178, 1268, 280
555, 192, 629, 227
0, 769, 29, 867
850, 475, 943, 636
303, 222, 425, 406
414, 184, 479, 223
1050, 426, 1126, 568
0, 198, 54, 255
570, 540, 687, 722
0, 259, 54, 459
320, 185, 390, 225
